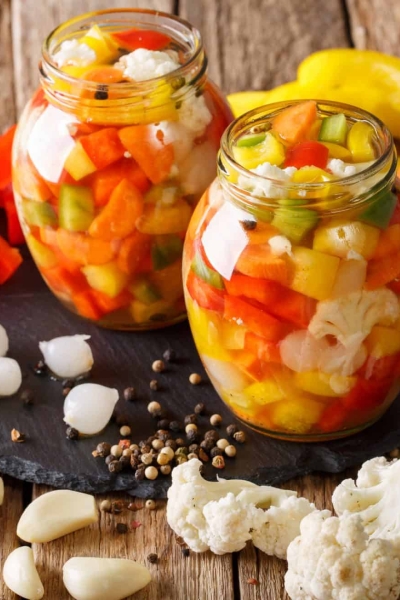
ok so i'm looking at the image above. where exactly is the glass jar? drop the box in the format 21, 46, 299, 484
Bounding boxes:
183, 100, 400, 441
12, 9, 233, 330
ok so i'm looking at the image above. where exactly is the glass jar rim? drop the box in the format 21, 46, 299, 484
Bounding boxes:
41, 8, 204, 95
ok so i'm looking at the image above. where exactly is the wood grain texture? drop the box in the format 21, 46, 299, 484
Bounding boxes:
0, 0, 16, 130
346, 0, 400, 53
11, 0, 175, 116
32, 486, 235, 600
180, 0, 350, 94
0, 478, 24, 600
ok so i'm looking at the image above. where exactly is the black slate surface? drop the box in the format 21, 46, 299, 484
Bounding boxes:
1, 247, 400, 498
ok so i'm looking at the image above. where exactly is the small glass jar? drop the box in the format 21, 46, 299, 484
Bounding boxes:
12, 9, 233, 329
183, 101, 400, 441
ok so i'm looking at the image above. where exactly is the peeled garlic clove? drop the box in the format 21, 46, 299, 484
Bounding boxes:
64, 383, 118, 435
0, 357, 22, 396
0, 324, 9, 356
0, 476, 4, 505
39, 334, 93, 378
3, 546, 44, 600
63, 557, 151, 600
17, 490, 98, 543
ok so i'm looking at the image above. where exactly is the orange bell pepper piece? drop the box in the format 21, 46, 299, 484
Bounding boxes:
272, 101, 317, 145
89, 159, 150, 207
224, 295, 284, 341
118, 125, 174, 184
117, 230, 151, 275
56, 229, 115, 266
372, 224, 400, 259
224, 273, 281, 305
365, 252, 400, 289
71, 289, 103, 321
235, 244, 288, 284
79, 127, 125, 170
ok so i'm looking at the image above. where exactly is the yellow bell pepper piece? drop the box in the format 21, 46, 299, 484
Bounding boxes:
288, 247, 340, 301
64, 141, 96, 181
313, 219, 380, 259
151, 260, 182, 303
186, 298, 231, 361
82, 262, 128, 298
27, 235, 58, 269
220, 321, 246, 350
243, 379, 285, 406
347, 122, 375, 162
321, 142, 352, 161
291, 166, 333, 200
136, 200, 192, 235
232, 132, 285, 170
269, 396, 325, 434
79, 25, 119, 64
130, 299, 173, 324
365, 325, 400, 358
295, 372, 357, 397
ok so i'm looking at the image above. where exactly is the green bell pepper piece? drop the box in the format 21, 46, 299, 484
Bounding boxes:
22, 199, 57, 227
191, 251, 224, 289
130, 278, 161, 305
318, 113, 347, 146
152, 235, 183, 270
360, 189, 397, 229
59, 184, 94, 232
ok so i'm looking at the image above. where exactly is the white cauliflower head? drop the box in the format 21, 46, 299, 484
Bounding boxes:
166, 459, 296, 554
285, 510, 400, 600
332, 456, 400, 545
252, 496, 316, 559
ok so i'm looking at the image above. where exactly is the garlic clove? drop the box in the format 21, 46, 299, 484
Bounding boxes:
0, 476, 3, 505
0, 323, 9, 356
3, 546, 44, 600
63, 383, 118, 435
0, 357, 22, 396
63, 557, 151, 600
17, 489, 98, 543
39, 334, 93, 379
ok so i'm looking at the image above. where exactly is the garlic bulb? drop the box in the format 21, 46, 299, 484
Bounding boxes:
0, 357, 22, 396
0, 324, 9, 356
3, 547, 44, 600
64, 383, 118, 435
39, 335, 93, 379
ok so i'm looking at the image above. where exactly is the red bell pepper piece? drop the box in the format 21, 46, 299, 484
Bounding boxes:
342, 378, 392, 411
389, 194, 400, 225
0, 125, 16, 190
111, 28, 171, 51
224, 273, 281, 305
79, 128, 125, 170
318, 401, 348, 433
244, 332, 282, 364
2, 184, 24, 245
361, 353, 400, 381
186, 270, 224, 313
388, 278, 400, 294
284, 141, 329, 169
224, 295, 283, 341
0, 235, 22, 284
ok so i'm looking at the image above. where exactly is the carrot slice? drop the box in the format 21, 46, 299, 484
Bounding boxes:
373, 225, 400, 259
272, 101, 317, 145
89, 159, 150, 207
235, 244, 288, 284
118, 125, 174, 184
224, 273, 281, 305
117, 230, 151, 275
365, 252, 400, 289
224, 295, 284, 341
56, 229, 115, 265
79, 128, 125, 170
89, 178, 144, 241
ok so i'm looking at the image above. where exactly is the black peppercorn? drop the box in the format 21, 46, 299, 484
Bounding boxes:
157, 419, 170, 430
140, 444, 151, 454
158, 432, 171, 443
135, 468, 145, 481
189, 444, 200, 453
169, 420, 183, 433
146, 435, 157, 444
130, 455, 140, 470
111, 500, 124, 514
226, 424, 239, 438
96, 442, 111, 457
182, 548, 190, 557
186, 429, 199, 444
194, 403, 205, 415
240, 219, 257, 231
210, 447, 223, 458
108, 460, 123, 473
33, 360, 47, 377
165, 439, 177, 450
149, 379, 159, 391
105, 455, 115, 466
123, 387, 136, 402
184, 414, 198, 426
200, 439, 214, 453
21, 389, 34, 406
204, 430, 219, 443
94, 85, 108, 100
116, 523, 128, 534
115, 414, 130, 427
147, 553, 158, 564
163, 347, 176, 362
175, 437, 186, 447
62, 379, 74, 389
119, 455, 131, 468
66, 426, 79, 440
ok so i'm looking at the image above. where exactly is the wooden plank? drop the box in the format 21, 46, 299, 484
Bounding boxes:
346, 0, 400, 53
0, 0, 16, 130
0, 478, 25, 600
11, 0, 175, 117
32, 486, 235, 600
237, 473, 345, 600
179, 0, 351, 93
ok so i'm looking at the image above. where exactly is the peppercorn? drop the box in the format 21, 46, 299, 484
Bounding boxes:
169, 420, 183, 433
62, 387, 71, 397
148, 401, 162, 416
194, 402, 205, 415
141, 453, 153, 466
62, 378, 74, 389
111, 500, 124, 514
186, 429, 199, 444
119, 455, 130, 468
185, 423, 198, 434
160, 464, 171, 475
96, 442, 111, 457
110, 445, 122, 458
152, 359, 165, 373
212, 455, 225, 469
240, 219, 257, 231
165, 439, 177, 450
175, 446, 188, 456
145, 499, 156, 510
200, 439, 214, 453
189, 444, 200, 453
149, 379, 159, 391
94, 85, 108, 100
66, 426, 79, 441
33, 360, 47, 377
184, 414, 198, 426
189, 373, 202, 385
163, 347, 176, 362
182, 548, 190, 557
158, 432, 171, 443
210, 414, 222, 427
130, 455, 140, 470
140, 443, 152, 454
135, 468, 145, 481
145, 466, 158, 480
204, 430, 219, 443
21, 389, 34, 406
225, 445, 237, 458
120, 425, 131, 437
227, 424, 239, 437
175, 437, 186, 447
210, 447, 223, 458
188, 453, 198, 460
147, 553, 158, 564
123, 386, 136, 402
127, 501, 140, 511
116, 413, 130, 427
108, 460, 123, 474
105, 455, 116, 466
130, 443, 139, 452
152, 438, 164, 451
176, 455, 187, 465
116, 522, 128, 534
198, 448, 209, 463
216, 438, 229, 451
160, 446, 174, 461
100, 499, 111, 512
157, 418, 170, 430
390, 448, 400, 458
233, 430, 246, 444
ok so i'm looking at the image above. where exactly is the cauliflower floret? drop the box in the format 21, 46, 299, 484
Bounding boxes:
178, 93, 212, 137
332, 457, 400, 546
53, 39, 96, 67
115, 48, 180, 81
167, 459, 296, 554
327, 159, 374, 178
238, 162, 297, 199
252, 496, 316, 559
268, 235, 292, 257
285, 511, 400, 600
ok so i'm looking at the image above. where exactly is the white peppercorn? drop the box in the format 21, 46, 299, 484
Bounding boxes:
110, 445, 122, 458
160, 464, 171, 475
189, 373, 202, 385
152, 359, 165, 373
141, 452, 154, 465
152, 438, 164, 451
145, 499, 156, 510
120, 425, 131, 437
210, 414, 222, 427
225, 445, 237, 457
157, 452, 170, 466
185, 423, 198, 434
216, 438, 230, 450
145, 466, 158, 480
148, 401, 162, 415
160, 446, 174, 460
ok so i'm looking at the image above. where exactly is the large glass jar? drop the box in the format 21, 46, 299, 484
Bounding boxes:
12, 9, 233, 329
183, 101, 400, 441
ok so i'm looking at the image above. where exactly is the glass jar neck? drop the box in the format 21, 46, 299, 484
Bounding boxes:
218, 101, 397, 217
39, 8, 207, 117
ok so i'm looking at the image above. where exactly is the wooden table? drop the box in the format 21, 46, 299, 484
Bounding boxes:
1, 0, 399, 598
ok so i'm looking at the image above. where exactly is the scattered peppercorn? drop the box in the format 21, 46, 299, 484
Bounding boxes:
94, 85, 108, 100
157, 431, 171, 443
157, 419, 170, 430
100, 499, 111, 512
145, 499, 156, 510
233, 430, 246, 444
11, 429, 25, 443
169, 420, 183, 433
204, 430, 219, 443
123, 387, 136, 402
165, 439, 177, 451
152, 359, 165, 373
120, 425, 131, 437
182, 548, 190, 557
21, 389, 34, 406
198, 448, 209, 462
119, 455, 130, 468
148, 401, 162, 416
96, 442, 111, 457
110, 444, 122, 458
212, 455, 225, 469
152, 439, 164, 451
116, 523, 128, 534
226, 424, 239, 438
216, 438, 229, 450
62, 387, 71, 397
149, 379, 159, 391
240, 219, 257, 231
163, 347, 176, 362
122, 448, 132, 457
33, 360, 47, 377
200, 439, 214, 453
210, 447, 223, 458
175, 447, 188, 456
135, 468, 145, 481
210, 414, 222, 427
175, 437, 186, 447
66, 426, 79, 441
194, 402, 205, 415
389, 448, 400, 458
157, 452, 170, 466
189, 443, 200, 453
247, 578, 258, 585
160, 464, 171, 475
185, 423, 198, 434
184, 414, 198, 425
111, 500, 124, 514
130, 455, 139, 470
176, 455, 187, 465
147, 553, 158, 564
115, 413, 130, 427
108, 460, 123, 474
130, 443, 139, 452
105, 455, 116, 466
141, 453, 153, 466
225, 445, 237, 458
145, 466, 158, 480
186, 429, 199, 444
189, 373, 202, 385
160, 446, 174, 460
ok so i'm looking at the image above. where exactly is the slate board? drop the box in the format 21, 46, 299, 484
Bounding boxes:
1, 247, 400, 498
